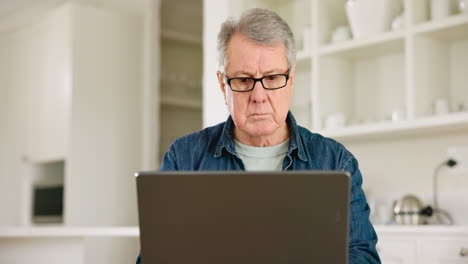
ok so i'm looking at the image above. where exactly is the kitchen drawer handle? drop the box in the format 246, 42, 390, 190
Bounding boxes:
460, 248, 468, 257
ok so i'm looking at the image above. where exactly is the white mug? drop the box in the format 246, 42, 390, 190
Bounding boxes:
434, 98, 450, 115
431, 0, 452, 20
324, 113, 346, 129
331, 26, 351, 43
391, 13, 405, 31
391, 110, 404, 123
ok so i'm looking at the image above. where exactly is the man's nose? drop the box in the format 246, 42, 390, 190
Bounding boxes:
250, 80, 267, 103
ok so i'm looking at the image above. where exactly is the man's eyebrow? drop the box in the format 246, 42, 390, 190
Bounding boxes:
229, 71, 255, 77
262, 69, 283, 75
229, 69, 284, 77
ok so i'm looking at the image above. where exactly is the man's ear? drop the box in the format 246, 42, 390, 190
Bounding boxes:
288, 65, 296, 90
217, 71, 227, 105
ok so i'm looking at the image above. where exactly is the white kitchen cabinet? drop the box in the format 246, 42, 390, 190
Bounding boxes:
26, 13, 72, 161
419, 238, 468, 264
0, 0, 143, 226
203, 0, 468, 140
377, 238, 417, 264
3, 1, 143, 228
0, 1, 73, 225
0, 1, 144, 263
0, 227, 139, 264
376, 225, 468, 264
0, 0, 204, 229
23, 8, 71, 163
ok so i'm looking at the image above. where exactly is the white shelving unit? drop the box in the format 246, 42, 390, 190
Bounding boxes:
205, 0, 468, 142
202, 1, 468, 262
317, 0, 468, 141
159, 0, 203, 160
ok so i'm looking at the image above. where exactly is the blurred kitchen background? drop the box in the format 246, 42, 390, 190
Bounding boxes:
0, 0, 467, 263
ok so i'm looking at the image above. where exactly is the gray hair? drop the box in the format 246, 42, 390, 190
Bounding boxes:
217, 8, 296, 74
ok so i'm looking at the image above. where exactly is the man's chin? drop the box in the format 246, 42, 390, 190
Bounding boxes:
233, 117, 286, 139
245, 122, 279, 138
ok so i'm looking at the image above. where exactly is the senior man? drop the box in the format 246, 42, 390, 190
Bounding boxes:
137, 8, 380, 264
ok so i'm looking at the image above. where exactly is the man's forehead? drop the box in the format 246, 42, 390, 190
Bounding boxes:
225, 34, 288, 76
227, 33, 286, 54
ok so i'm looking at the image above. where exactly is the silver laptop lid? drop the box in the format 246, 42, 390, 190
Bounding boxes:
136, 171, 350, 264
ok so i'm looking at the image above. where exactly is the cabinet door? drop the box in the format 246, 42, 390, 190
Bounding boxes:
377, 237, 417, 264
420, 239, 468, 264
26, 6, 72, 163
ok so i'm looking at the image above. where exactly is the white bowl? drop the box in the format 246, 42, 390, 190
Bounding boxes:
346, 0, 403, 39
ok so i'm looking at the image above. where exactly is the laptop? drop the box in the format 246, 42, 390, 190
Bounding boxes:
136, 171, 350, 264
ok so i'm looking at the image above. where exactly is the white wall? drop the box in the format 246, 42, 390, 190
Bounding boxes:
65, 3, 142, 226
202, 0, 229, 127
345, 132, 468, 225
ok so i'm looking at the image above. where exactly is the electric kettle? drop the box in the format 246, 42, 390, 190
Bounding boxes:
393, 194, 433, 225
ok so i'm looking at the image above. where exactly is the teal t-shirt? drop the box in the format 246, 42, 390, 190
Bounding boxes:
234, 139, 289, 171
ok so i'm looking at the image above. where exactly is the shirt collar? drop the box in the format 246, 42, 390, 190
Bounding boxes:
214, 115, 237, 158
214, 111, 308, 162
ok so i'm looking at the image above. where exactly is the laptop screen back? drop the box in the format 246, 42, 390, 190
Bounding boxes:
136, 171, 350, 264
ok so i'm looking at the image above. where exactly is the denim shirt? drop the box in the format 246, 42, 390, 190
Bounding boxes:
136, 111, 381, 264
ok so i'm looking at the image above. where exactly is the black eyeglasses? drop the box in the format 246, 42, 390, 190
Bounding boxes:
225, 70, 290, 92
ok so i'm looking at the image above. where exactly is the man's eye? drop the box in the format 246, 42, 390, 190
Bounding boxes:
266, 76, 278, 81
239, 78, 250, 83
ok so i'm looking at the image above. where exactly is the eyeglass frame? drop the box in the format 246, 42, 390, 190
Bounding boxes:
224, 69, 291, 92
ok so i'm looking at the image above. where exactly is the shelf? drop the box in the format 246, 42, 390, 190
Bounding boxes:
161, 29, 202, 45
412, 16, 468, 119
319, 30, 405, 60
0, 226, 139, 238
161, 96, 202, 109
414, 14, 468, 41
318, 112, 468, 141
203, 0, 468, 143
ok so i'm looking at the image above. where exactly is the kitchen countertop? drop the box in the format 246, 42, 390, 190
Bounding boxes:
0, 226, 139, 238
1, 225, 468, 238
375, 224, 468, 235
